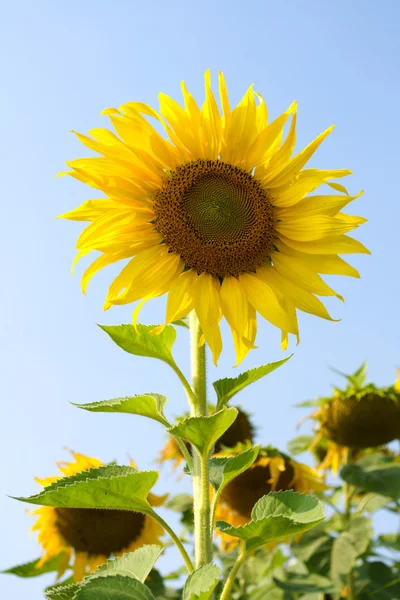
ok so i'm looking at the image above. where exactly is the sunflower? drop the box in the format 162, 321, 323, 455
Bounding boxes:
59, 71, 368, 365
304, 365, 400, 474
214, 445, 327, 551
30, 451, 165, 581
158, 407, 254, 470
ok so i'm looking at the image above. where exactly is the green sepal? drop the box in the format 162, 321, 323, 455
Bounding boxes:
183, 564, 221, 600
99, 324, 176, 365
74, 576, 156, 600
3, 553, 67, 578
168, 407, 238, 457
286, 435, 314, 456
14, 465, 158, 515
216, 491, 325, 551
213, 357, 291, 409
72, 394, 169, 426
340, 463, 400, 499
88, 545, 163, 582
209, 445, 260, 491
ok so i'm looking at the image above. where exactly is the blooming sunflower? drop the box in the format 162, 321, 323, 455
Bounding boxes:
304, 364, 400, 474
158, 407, 254, 470
60, 71, 368, 365
30, 451, 165, 581
214, 445, 327, 551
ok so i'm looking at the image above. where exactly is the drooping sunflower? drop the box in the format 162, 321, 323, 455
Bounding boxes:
60, 71, 368, 365
214, 445, 327, 551
158, 407, 254, 470
30, 451, 165, 581
303, 364, 400, 474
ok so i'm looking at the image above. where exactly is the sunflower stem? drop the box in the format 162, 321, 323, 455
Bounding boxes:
219, 546, 248, 600
190, 311, 212, 567
149, 510, 194, 573
343, 447, 357, 600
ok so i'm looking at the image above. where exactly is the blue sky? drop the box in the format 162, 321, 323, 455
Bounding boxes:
1, 1, 400, 597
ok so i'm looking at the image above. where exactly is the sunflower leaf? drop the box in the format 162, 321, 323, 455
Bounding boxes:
87, 545, 164, 582
209, 445, 260, 491
330, 532, 357, 588
75, 576, 156, 600
13, 465, 158, 515
216, 491, 325, 551
3, 553, 67, 578
46, 582, 81, 599
183, 563, 221, 600
340, 463, 400, 499
213, 357, 291, 408
273, 573, 336, 594
72, 394, 169, 426
99, 324, 176, 366
168, 407, 238, 457
286, 435, 314, 456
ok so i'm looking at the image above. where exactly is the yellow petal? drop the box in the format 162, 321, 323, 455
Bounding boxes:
264, 125, 335, 187
272, 168, 352, 208
247, 103, 293, 168
276, 214, 360, 242
279, 233, 370, 255
277, 191, 363, 218
166, 269, 197, 324
192, 273, 222, 366
73, 552, 87, 582
231, 303, 258, 366
277, 243, 360, 278
239, 272, 298, 334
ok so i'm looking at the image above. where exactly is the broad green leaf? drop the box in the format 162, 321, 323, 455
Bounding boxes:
330, 532, 357, 586
292, 528, 332, 563
88, 546, 163, 582
4, 553, 67, 578
340, 463, 400, 499
347, 516, 372, 556
379, 533, 400, 551
273, 573, 335, 594
99, 324, 176, 366
145, 569, 165, 598
356, 561, 400, 600
46, 583, 81, 599
73, 394, 169, 426
183, 564, 221, 600
286, 435, 314, 457
216, 491, 325, 551
165, 494, 193, 513
75, 576, 156, 600
168, 407, 238, 456
14, 465, 158, 515
209, 445, 260, 491
213, 357, 291, 408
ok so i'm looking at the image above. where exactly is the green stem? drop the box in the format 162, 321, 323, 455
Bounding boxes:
150, 511, 194, 573
174, 435, 194, 473
190, 311, 212, 567
219, 548, 248, 600
343, 447, 356, 600
169, 361, 198, 413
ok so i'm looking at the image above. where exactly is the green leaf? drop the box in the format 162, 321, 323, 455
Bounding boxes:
46, 583, 81, 599
273, 573, 335, 594
347, 516, 372, 556
99, 324, 176, 366
216, 491, 325, 551
75, 576, 156, 600
286, 435, 314, 457
213, 357, 291, 408
330, 532, 357, 587
88, 546, 163, 582
168, 407, 238, 456
340, 463, 400, 499
72, 394, 169, 426
3, 553, 67, 578
165, 494, 193, 513
172, 317, 190, 329
183, 564, 221, 600
379, 533, 400, 551
208, 445, 260, 491
14, 465, 157, 515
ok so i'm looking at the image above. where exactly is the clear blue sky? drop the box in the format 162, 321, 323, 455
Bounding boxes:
1, 1, 399, 597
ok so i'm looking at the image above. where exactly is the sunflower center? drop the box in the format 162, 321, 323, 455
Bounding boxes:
153, 159, 276, 278
55, 508, 145, 555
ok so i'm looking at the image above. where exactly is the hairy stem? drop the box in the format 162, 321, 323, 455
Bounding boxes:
219, 548, 248, 600
190, 311, 212, 567
150, 511, 194, 573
